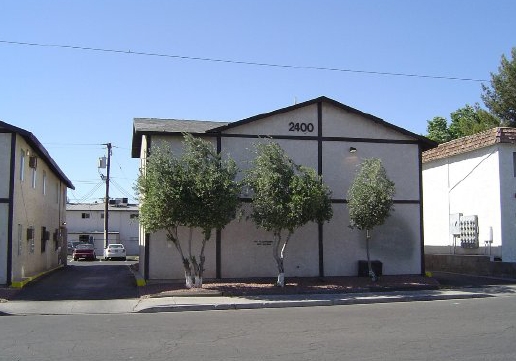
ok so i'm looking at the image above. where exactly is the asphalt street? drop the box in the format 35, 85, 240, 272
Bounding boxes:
1, 295, 515, 360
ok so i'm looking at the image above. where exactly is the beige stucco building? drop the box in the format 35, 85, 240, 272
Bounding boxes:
0, 121, 74, 286
131, 96, 435, 281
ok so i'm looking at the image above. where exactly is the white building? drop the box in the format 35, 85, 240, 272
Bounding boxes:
66, 200, 139, 256
132, 96, 436, 281
0, 121, 74, 286
423, 127, 516, 262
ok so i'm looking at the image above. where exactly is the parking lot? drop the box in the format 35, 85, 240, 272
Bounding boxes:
11, 257, 139, 301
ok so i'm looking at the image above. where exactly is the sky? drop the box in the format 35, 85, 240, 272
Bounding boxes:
1, 1, 515, 203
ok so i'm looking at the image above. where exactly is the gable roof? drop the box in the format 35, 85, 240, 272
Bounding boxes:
422, 127, 516, 163
208, 96, 435, 150
0, 120, 75, 189
131, 96, 436, 157
132, 118, 228, 157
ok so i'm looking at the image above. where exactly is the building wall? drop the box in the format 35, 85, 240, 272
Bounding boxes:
148, 227, 216, 280
11, 135, 68, 283
0, 133, 11, 284
423, 145, 504, 258
321, 103, 413, 141
498, 144, 516, 262
140, 101, 424, 279
0, 204, 8, 285
66, 207, 139, 255
324, 204, 422, 275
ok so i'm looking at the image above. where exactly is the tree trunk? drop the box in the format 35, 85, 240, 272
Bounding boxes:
183, 258, 195, 289
366, 229, 377, 282
273, 231, 291, 287
167, 227, 208, 289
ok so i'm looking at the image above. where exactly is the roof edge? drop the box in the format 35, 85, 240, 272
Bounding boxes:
0, 120, 75, 189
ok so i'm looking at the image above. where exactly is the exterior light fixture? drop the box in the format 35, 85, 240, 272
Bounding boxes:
349, 147, 357, 153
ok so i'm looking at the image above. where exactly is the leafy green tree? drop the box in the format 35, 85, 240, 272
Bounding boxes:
136, 133, 241, 288
426, 116, 453, 143
347, 158, 395, 281
482, 47, 516, 127
449, 104, 500, 138
426, 104, 500, 143
245, 141, 333, 287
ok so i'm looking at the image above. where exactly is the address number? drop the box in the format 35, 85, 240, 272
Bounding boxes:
288, 122, 314, 133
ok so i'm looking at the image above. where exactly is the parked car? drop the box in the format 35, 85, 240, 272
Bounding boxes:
104, 244, 126, 261
67, 240, 80, 255
72, 243, 96, 261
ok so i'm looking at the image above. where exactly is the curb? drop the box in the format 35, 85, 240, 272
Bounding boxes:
136, 291, 493, 313
10, 264, 64, 289
130, 268, 146, 287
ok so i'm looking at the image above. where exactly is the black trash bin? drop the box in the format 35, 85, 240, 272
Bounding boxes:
358, 260, 382, 277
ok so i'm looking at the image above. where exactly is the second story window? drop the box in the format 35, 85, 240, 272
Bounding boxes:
31, 168, 37, 189
81, 213, 90, 219
20, 149, 25, 181
43, 171, 47, 195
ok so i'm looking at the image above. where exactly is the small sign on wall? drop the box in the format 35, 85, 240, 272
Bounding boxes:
254, 240, 273, 246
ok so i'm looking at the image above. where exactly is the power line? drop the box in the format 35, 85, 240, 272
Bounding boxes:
0, 39, 488, 82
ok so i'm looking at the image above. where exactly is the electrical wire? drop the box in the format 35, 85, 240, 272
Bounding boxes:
110, 178, 137, 201
0, 39, 488, 82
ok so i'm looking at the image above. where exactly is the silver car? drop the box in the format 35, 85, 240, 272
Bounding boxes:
103, 244, 127, 261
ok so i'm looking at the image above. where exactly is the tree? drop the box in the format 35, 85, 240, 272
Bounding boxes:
426, 116, 453, 143
136, 133, 241, 288
347, 158, 395, 281
245, 141, 333, 287
426, 104, 500, 143
449, 104, 500, 138
482, 47, 516, 127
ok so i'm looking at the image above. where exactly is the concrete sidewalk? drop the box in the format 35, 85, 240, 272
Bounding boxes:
0, 287, 507, 316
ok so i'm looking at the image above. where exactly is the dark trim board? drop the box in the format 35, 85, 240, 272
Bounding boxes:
144, 233, 150, 280
317, 102, 324, 277
216, 229, 222, 279
418, 144, 425, 275
137, 131, 421, 148
0, 198, 9, 203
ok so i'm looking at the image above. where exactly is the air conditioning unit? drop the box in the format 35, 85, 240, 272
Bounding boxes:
29, 156, 38, 169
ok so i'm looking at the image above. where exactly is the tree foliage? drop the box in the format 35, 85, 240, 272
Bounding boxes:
426, 116, 453, 143
245, 141, 333, 286
136, 133, 241, 288
482, 47, 516, 127
426, 104, 500, 143
426, 48, 516, 143
347, 158, 395, 281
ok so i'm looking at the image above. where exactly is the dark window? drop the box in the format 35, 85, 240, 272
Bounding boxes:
513, 152, 516, 177
41, 227, 47, 253
81, 213, 90, 219
79, 234, 91, 243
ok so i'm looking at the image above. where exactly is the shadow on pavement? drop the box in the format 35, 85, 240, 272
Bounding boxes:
432, 271, 516, 294
12, 263, 138, 301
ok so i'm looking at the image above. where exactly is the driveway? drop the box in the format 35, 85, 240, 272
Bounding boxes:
11, 258, 138, 301
431, 271, 516, 288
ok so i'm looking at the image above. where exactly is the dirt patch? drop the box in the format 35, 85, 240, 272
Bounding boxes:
139, 275, 439, 298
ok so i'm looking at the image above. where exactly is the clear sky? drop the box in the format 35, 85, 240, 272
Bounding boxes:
1, 1, 514, 203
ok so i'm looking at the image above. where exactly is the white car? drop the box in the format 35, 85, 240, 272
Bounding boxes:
104, 244, 127, 261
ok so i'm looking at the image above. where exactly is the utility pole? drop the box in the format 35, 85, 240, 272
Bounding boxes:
103, 143, 112, 249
